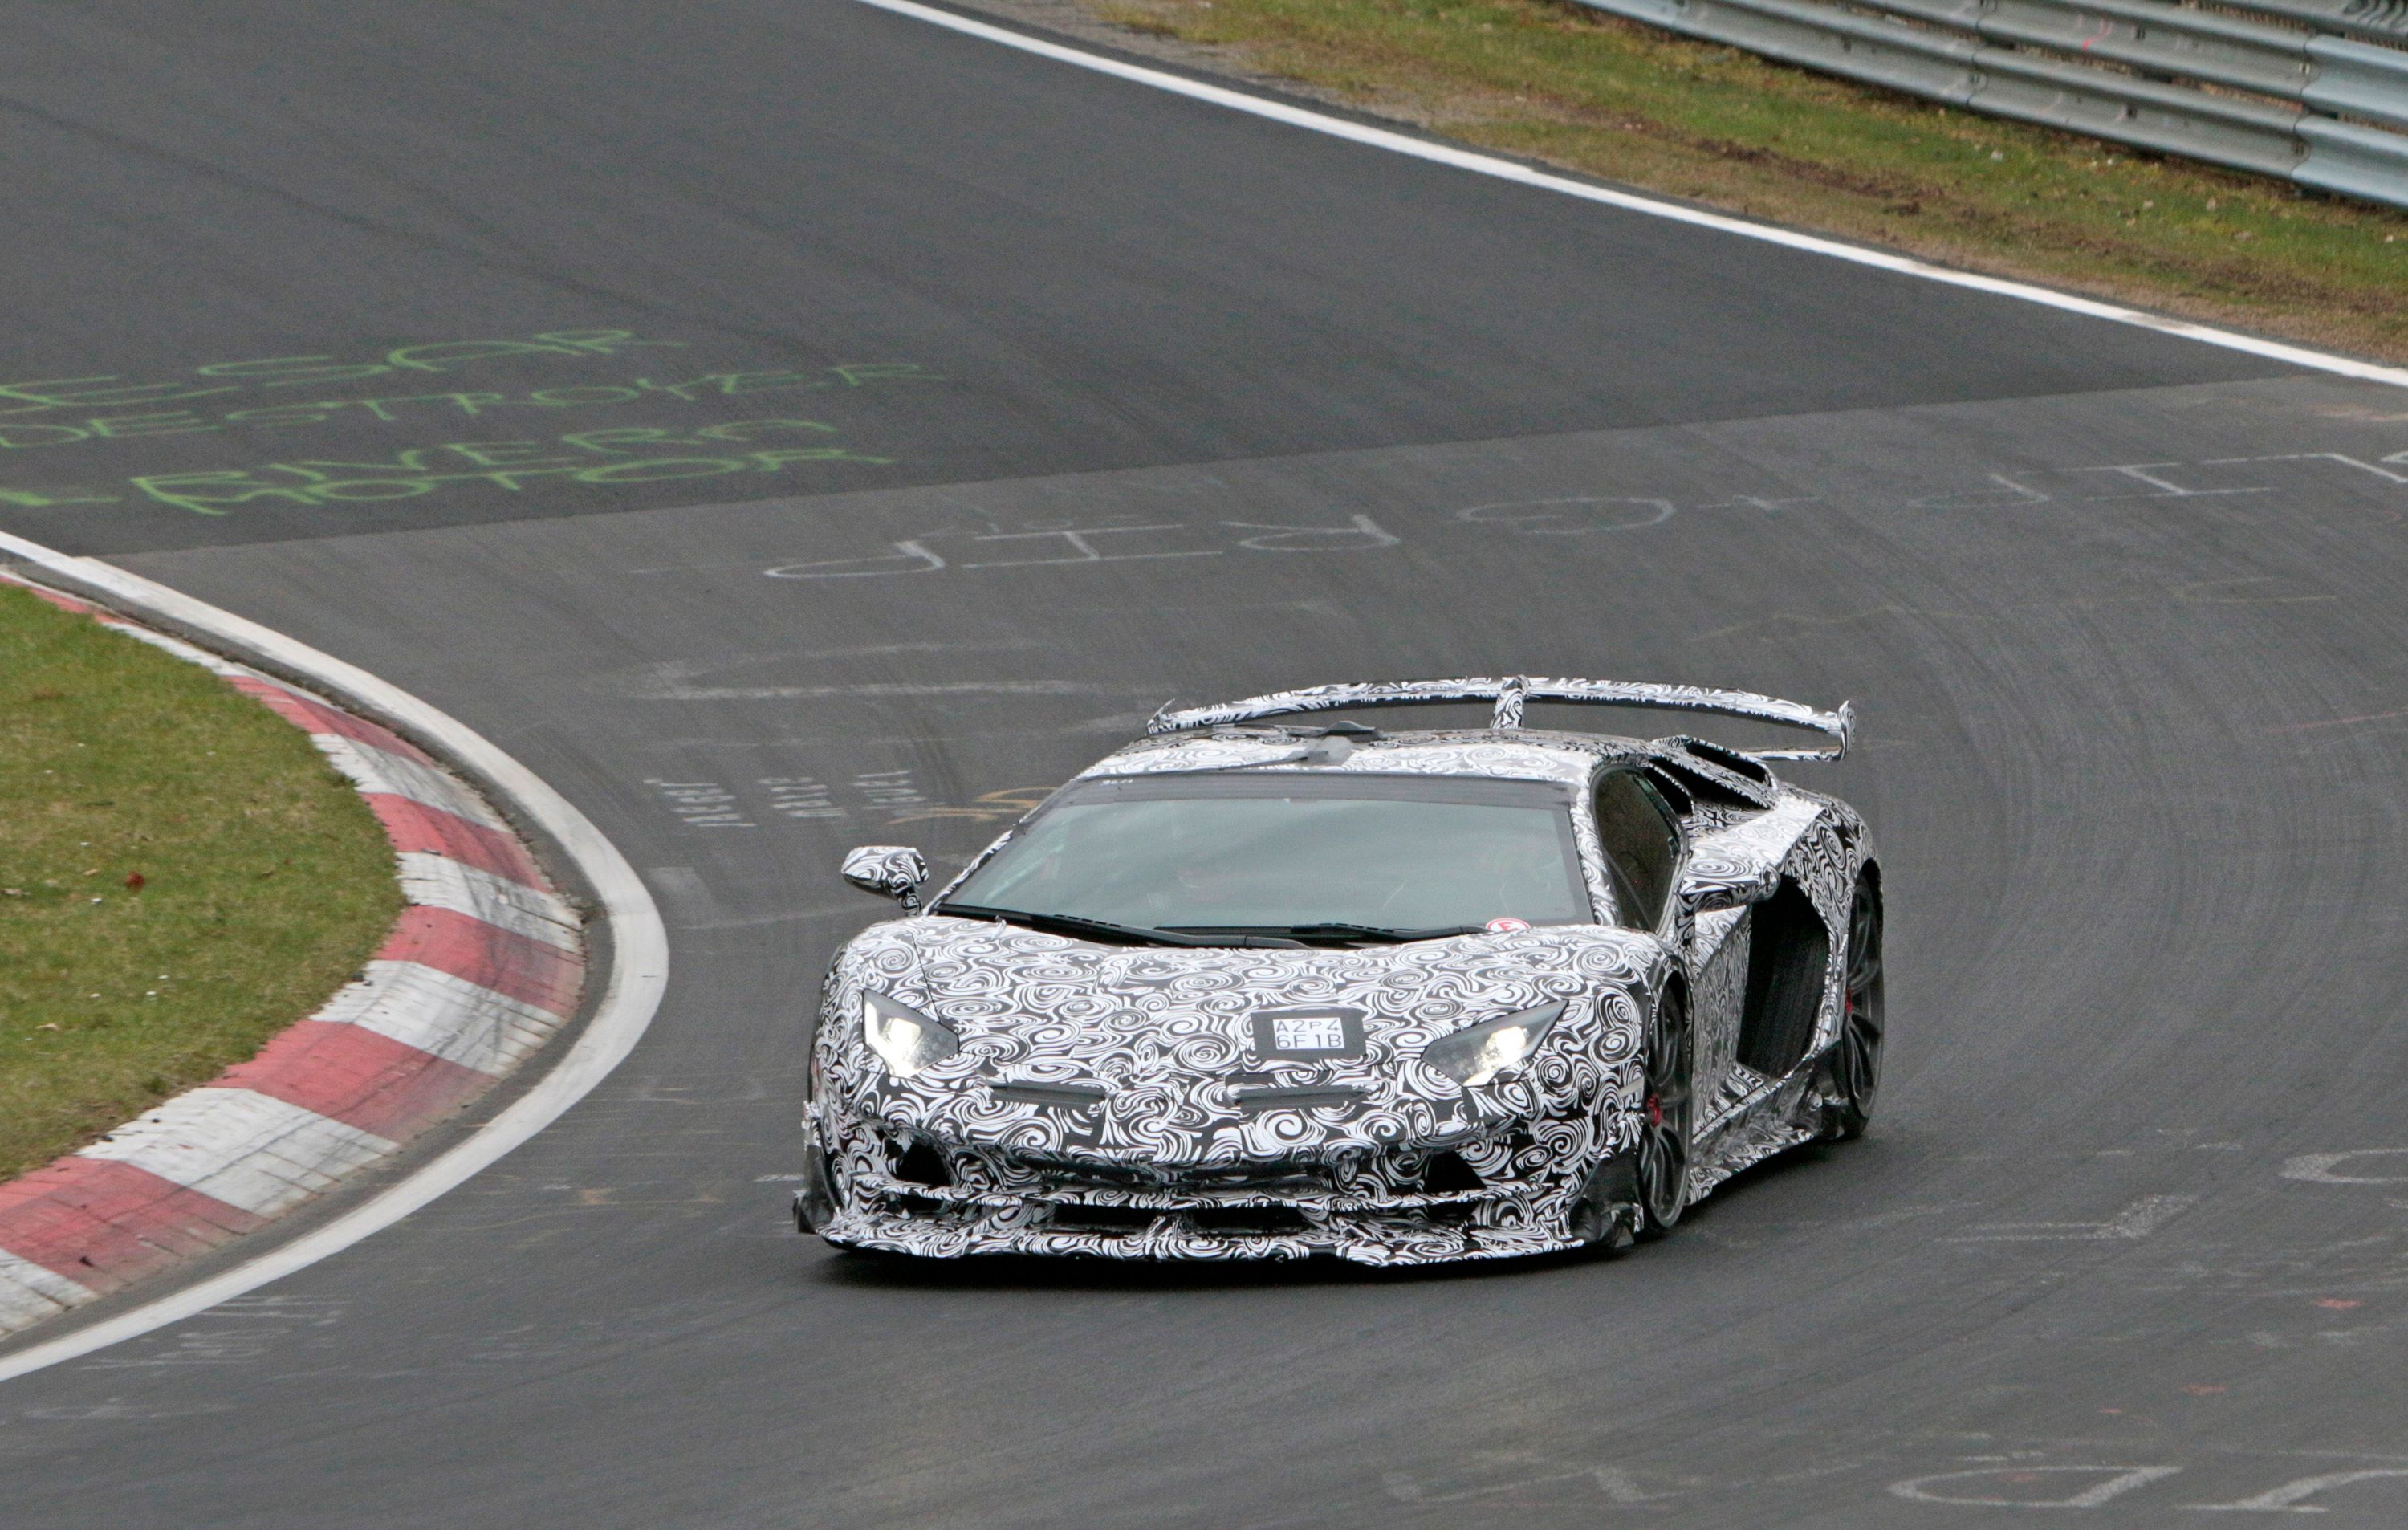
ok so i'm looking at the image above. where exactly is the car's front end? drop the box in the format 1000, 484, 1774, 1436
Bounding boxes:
798, 918, 1666, 1264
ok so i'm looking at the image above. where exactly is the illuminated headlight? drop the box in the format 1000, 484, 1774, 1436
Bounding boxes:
860, 991, 961, 1078
1421, 1002, 1566, 1087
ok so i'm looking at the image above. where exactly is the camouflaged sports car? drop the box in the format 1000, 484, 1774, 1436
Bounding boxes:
795, 677, 1883, 1265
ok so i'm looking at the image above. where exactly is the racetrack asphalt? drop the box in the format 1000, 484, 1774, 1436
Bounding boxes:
6, 2, 2408, 1525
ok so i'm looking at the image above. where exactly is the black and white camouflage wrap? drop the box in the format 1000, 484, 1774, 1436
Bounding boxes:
803, 718, 1873, 1264
1148, 676, 1852, 759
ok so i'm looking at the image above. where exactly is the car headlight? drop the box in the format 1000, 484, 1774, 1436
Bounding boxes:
860, 991, 961, 1078
1421, 1001, 1566, 1087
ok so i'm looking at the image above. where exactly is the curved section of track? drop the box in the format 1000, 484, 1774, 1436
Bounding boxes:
5, 3, 2406, 1526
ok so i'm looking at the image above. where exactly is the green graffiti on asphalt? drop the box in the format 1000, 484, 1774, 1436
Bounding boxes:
0, 330, 685, 419
0, 328, 936, 518
0, 421, 894, 517
0, 361, 942, 451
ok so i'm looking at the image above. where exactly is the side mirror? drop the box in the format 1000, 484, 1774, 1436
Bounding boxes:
840, 845, 929, 911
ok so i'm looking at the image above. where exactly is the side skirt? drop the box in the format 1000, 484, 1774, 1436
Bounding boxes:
1684, 1069, 1826, 1203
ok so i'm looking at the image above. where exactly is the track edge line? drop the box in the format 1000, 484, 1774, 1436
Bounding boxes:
856, 0, 2408, 389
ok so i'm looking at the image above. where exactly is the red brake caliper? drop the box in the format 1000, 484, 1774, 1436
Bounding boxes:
1646, 1093, 1663, 1128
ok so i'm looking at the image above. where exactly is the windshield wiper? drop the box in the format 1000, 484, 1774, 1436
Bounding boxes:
938, 904, 1306, 949
1173, 922, 1488, 945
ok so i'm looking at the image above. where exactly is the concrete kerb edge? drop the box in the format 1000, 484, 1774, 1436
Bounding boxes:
0, 534, 668, 1379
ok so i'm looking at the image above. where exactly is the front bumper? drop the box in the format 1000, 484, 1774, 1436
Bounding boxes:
799, 1113, 1637, 1266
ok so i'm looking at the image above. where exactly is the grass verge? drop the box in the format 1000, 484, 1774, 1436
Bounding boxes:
0, 583, 403, 1179
1080, 0, 2408, 360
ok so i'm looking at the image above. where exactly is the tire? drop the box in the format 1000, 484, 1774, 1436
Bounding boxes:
1634, 984, 1694, 1239
1824, 870, 1885, 1140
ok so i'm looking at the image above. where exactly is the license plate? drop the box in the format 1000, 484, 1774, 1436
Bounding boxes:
1271, 1014, 1348, 1052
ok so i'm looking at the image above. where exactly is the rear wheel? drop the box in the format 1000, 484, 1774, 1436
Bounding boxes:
1634, 985, 1694, 1239
1824, 870, 1885, 1140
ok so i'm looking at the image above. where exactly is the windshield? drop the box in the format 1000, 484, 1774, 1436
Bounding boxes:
941, 772, 1591, 935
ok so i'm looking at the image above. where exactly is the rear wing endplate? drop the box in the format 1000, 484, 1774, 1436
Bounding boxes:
1147, 676, 1854, 761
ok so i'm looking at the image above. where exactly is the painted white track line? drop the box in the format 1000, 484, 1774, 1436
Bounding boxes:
856, 0, 2408, 390
0, 530, 670, 1385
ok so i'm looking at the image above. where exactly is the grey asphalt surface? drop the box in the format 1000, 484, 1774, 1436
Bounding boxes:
6, 2, 2408, 1525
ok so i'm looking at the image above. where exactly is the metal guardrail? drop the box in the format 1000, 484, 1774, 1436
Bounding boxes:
1570, 0, 2408, 209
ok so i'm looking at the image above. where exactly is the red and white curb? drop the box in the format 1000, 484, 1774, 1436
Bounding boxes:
0, 573, 586, 1337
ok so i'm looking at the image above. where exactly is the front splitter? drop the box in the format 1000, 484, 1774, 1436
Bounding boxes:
811, 1200, 1597, 1267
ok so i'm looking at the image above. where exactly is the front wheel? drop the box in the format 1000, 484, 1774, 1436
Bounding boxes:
1634, 985, 1694, 1239
1823, 870, 1885, 1140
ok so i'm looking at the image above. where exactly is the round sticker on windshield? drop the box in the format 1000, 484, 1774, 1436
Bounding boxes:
1485, 917, 1531, 933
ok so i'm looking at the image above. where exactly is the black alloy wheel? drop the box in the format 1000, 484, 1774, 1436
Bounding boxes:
1826, 870, 1885, 1140
1634, 985, 1694, 1239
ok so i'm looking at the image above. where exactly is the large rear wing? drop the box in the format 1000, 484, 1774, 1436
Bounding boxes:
1147, 676, 1854, 761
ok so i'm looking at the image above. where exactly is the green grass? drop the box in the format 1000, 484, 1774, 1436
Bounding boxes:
0, 583, 403, 1179
1093, 0, 2408, 360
